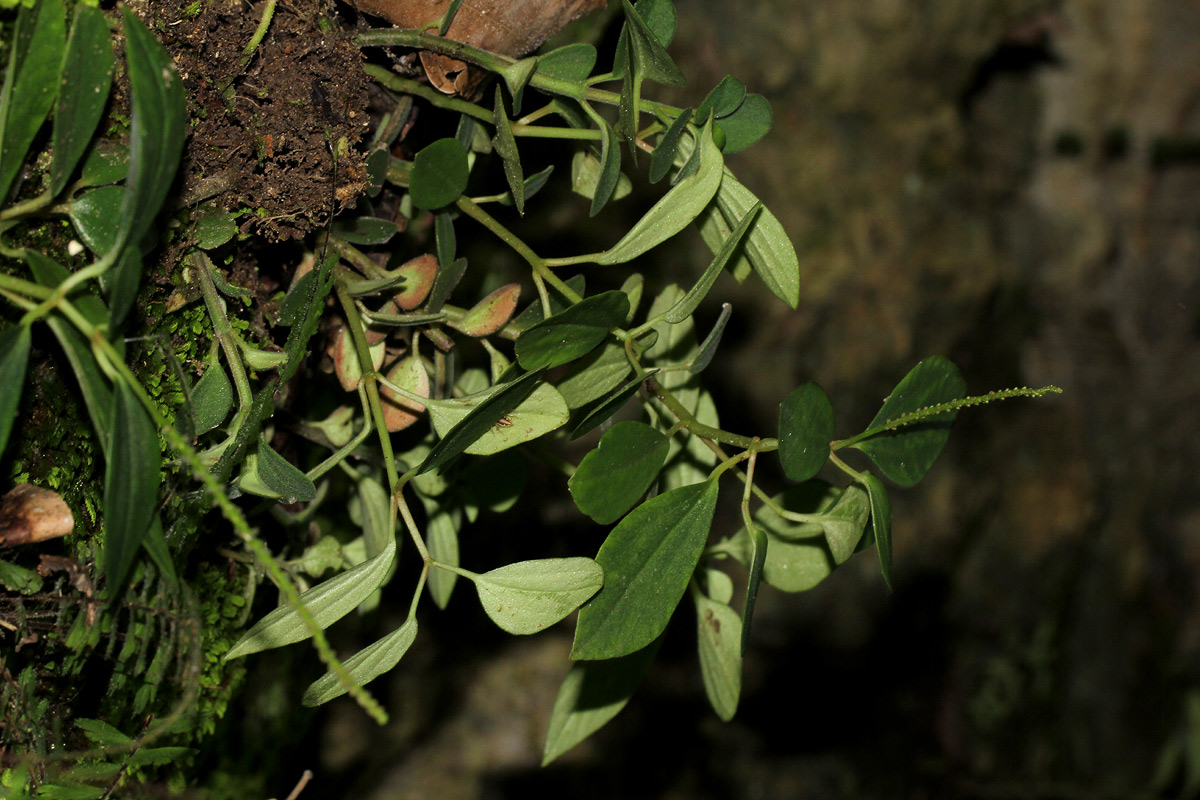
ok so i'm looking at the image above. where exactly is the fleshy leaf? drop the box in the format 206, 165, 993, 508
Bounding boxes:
714, 93, 772, 154
850, 356, 966, 487
592, 121, 723, 265
861, 473, 893, 590
572, 480, 719, 660
449, 283, 520, 337
542, 641, 659, 765
591, 117, 622, 216
303, 617, 418, 706
777, 382, 834, 482
569, 422, 669, 525
50, 4, 113, 196
226, 541, 397, 658
190, 358, 233, 435
0, 326, 31, 459
695, 75, 747, 122
516, 291, 629, 371
410, 137, 469, 210
103, 381, 161, 592
615, 0, 684, 86
474, 558, 603, 635
694, 592, 741, 721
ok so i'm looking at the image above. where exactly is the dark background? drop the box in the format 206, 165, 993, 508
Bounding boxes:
266, 2, 1200, 798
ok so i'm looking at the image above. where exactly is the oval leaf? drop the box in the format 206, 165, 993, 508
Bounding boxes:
516, 290, 630, 371
302, 617, 417, 706
714, 93, 772, 154
474, 557, 603, 635
190, 360, 233, 434
103, 381, 161, 591
227, 541, 397, 659
777, 382, 834, 482
427, 509, 460, 609
696, 75, 747, 122
851, 356, 966, 487
239, 440, 317, 503
410, 137, 469, 210
569, 422, 669, 524
572, 479, 719, 660
537, 43, 597, 83
694, 592, 741, 721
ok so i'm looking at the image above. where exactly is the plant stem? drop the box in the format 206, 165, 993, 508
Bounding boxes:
243, 0, 277, 58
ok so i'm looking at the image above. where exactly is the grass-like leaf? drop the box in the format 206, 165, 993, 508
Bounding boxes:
227, 541, 397, 659
0, 0, 65, 202
49, 4, 113, 196
861, 473, 893, 590
474, 558, 603, 635
572, 479, 719, 660
664, 202, 760, 323
590, 117, 622, 217
569, 422, 669, 524
303, 617, 418, 706
740, 525, 767, 655
649, 108, 691, 184
0, 326, 31, 459
103, 381, 161, 593
492, 86, 525, 214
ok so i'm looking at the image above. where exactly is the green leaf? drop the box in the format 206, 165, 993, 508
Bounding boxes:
740, 525, 767, 655
410, 137, 469, 210
536, 43, 597, 83
0, 558, 42, 595
78, 139, 128, 187
593, 120, 723, 265
861, 473, 893, 590
303, 617, 418, 706
542, 640, 659, 765
238, 439, 318, 503
117, 5, 186, 255
850, 356, 966, 486
497, 56, 536, 115
104, 381, 161, 592
193, 207, 239, 250
569, 369, 656, 440
49, 4, 113, 196
696, 75, 747, 122
141, 516, 177, 589
126, 746, 195, 768
497, 164, 554, 208
555, 341, 633, 409
732, 483, 839, 593
777, 382, 834, 482
694, 591, 741, 721
0, 326, 31, 459
67, 185, 123, 255
459, 449, 528, 514
649, 108, 691, 184
820, 483, 871, 565
664, 202, 760, 323
572, 480, 719, 660
689, 302, 731, 375
331, 216, 397, 245
590, 117, 622, 217
75, 718, 133, 747
614, 0, 683, 86
439, 0, 466, 33
569, 422, 669, 524
698, 167, 800, 307
473, 558, 603, 635
420, 370, 568, 472
492, 86, 525, 214
0, 0, 65, 202
226, 540, 397, 659
516, 291, 629, 371
715, 93, 772, 154
427, 509, 459, 608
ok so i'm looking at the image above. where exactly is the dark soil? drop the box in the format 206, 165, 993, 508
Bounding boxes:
146, 0, 370, 242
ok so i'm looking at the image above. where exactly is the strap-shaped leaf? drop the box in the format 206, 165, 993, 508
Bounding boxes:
104, 381, 161, 592
850, 356, 966, 487
0, 0, 66, 202
0, 326, 30, 459
303, 617, 418, 706
226, 540, 397, 659
590, 116, 622, 217
569, 422, 669, 524
427, 508, 460, 608
740, 525, 767, 655
572, 479, 719, 660
516, 290, 629, 371
474, 558, 603, 635
569, 369, 657, 440
492, 86, 525, 214
49, 4, 113, 196
649, 108, 692, 184
777, 381, 834, 482
861, 473, 893, 590
542, 640, 659, 765
664, 202, 760, 323
694, 591, 741, 721
592, 121, 723, 265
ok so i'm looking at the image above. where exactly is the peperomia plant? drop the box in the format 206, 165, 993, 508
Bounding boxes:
0, 0, 1060, 786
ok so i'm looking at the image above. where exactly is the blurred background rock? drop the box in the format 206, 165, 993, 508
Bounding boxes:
293, 1, 1200, 797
